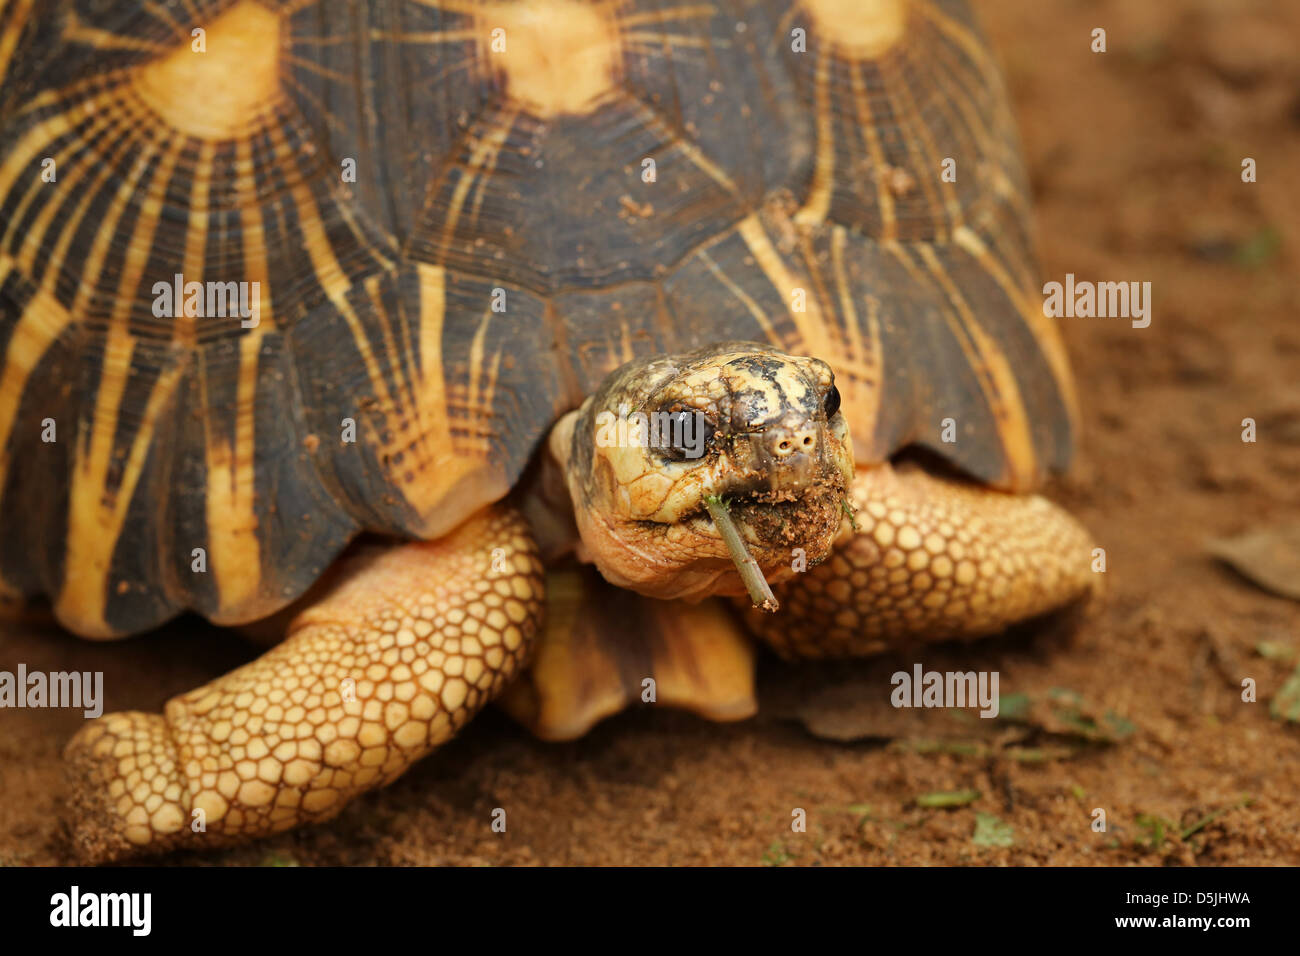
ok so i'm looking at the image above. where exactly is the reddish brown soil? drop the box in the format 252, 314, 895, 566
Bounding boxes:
3, 0, 1299, 865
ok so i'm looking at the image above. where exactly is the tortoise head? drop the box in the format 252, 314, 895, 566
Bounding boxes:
550, 343, 855, 603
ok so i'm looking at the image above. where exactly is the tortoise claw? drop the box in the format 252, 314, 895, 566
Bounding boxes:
65, 712, 192, 863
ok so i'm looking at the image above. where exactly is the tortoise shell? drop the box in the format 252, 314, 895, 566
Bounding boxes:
0, 0, 1075, 637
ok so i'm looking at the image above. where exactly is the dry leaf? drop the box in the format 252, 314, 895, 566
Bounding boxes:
1208, 525, 1300, 601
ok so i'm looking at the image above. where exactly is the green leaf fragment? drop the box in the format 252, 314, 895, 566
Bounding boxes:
915, 789, 980, 809
1256, 640, 1298, 662
972, 812, 1015, 848
996, 692, 1032, 721
1234, 226, 1281, 269
1269, 664, 1300, 723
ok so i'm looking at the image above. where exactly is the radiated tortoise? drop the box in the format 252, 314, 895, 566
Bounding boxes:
0, 0, 1093, 860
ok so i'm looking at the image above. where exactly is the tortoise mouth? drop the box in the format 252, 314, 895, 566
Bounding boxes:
677, 470, 850, 568
615, 424, 853, 603
732, 484, 846, 550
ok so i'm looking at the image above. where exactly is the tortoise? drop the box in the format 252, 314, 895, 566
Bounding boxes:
0, 0, 1094, 861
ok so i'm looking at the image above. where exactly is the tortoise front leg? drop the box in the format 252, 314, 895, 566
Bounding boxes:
65, 506, 543, 862
748, 464, 1097, 658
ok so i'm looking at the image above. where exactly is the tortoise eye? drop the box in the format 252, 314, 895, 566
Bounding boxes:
659, 409, 715, 461
823, 384, 842, 420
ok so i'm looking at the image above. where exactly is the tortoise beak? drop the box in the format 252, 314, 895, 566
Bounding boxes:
707, 408, 855, 591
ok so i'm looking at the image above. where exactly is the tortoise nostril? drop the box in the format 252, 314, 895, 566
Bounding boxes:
768, 428, 816, 458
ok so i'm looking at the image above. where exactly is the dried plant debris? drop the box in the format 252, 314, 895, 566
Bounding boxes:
1180, 799, 1254, 842
767, 682, 998, 744
1002, 689, 1137, 744
766, 659, 1136, 761
1208, 525, 1300, 601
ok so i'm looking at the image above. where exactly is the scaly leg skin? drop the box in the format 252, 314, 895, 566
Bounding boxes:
749, 463, 1097, 659
65, 505, 543, 862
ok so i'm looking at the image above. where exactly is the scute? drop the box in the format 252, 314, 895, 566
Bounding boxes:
0, 0, 1073, 637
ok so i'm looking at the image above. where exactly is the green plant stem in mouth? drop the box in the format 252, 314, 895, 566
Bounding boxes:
841, 495, 859, 532
704, 494, 779, 612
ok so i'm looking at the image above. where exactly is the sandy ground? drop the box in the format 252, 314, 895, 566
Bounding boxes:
3, 0, 1299, 866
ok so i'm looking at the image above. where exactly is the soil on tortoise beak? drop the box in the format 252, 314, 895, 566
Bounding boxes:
3, 0, 1300, 866
733, 465, 849, 550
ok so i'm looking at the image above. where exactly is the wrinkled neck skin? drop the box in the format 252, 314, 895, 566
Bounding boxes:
542, 343, 855, 603
518, 417, 582, 564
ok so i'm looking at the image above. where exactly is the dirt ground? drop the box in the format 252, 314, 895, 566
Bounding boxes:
3, 0, 1300, 866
